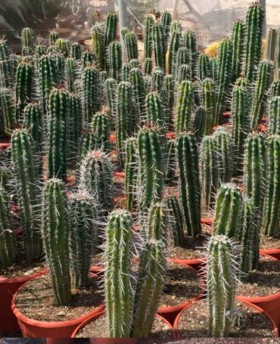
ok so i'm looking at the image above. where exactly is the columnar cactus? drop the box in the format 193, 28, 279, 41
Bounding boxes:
197, 54, 211, 81
68, 93, 82, 164
243, 3, 264, 81
79, 131, 97, 159
193, 107, 208, 141
175, 80, 194, 133
71, 42, 83, 60
79, 150, 113, 211
0, 39, 11, 89
213, 184, 243, 239
250, 60, 274, 130
23, 103, 43, 150
49, 31, 59, 46
240, 198, 260, 273
168, 30, 181, 75
104, 13, 118, 49
174, 47, 189, 79
144, 16, 154, 59
47, 88, 69, 182
0, 88, 16, 135
231, 85, 250, 173
11, 129, 41, 260
82, 51, 95, 68
108, 41, 122, 81
69, 192, 96, 288
268, 97, 280, 135
129, 59, 140, 69
163, 74, 174, 128
263, 135, 280, 237
271, 80, 280, 97
152, 24, 166, 72
146, 92, 165, 130
215, 39, 233, 124
122, 62, 131, 81
0, 188, 16, 267
35, 45, 46, 59
182, 31, 197, 80
82, 65, 101, 127
151, 67, 164, 95
138, 127, 164, 215
52, 53, 65, 85
275, 27, 280, 80
143, 57, 153, 75
145, 203, 167, 242
165, 139, 176, 184
231, 21, 245, 83
55, 38, 70, 57
177, 133, 201, 237
130, 68, 145, 126
207, 235, 237, 338
42, 178, 71, 306
92, 23, 105, 71
105, 209, 134, 338
92, 111, 110, 152
243, 133, 266, 220
125, 32, 138, 61
165, 195, 185, 247
177, 64, 190, 84
21, 27, 34, 55
131, 239, 166, 338
116, 81, 134, 164
170, 20, 182, 33
160, 11, 172, 48
104, 77, 117, 127
65, 57, 78, 93
124, 138, 138, 211
201, 78, 216, 134
38, 55, 56, 114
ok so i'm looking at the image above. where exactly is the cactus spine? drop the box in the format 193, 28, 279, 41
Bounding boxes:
42, 178, 71, 305
160, 11, 172, 49
175, 80, 194, 133
124, 138, 138, 211
231, 21, 245, 83
182, 31, 197, 80
79, 132, 97, 159
177, 133, 201, 237
69, 192, 96, 288
263, 135, 280, 237
165, 139, 176, 184
207, 235, 237, 338
213, 184, 243, 239
243, 3, 264, 81
104, 13, 118, 49
105, 209, 133, 338
271, 80, 280, 97
11, 129, 41, 260
65, 57, 77, 93
71, 42, 83, 60
166, 196, 185, 247
268, 97, 280, 135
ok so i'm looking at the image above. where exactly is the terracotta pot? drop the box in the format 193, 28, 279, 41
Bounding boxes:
174, 298, 279, 339
113, 172, 125, 178
0, 142, 11, 151
72, 310, 175, 342
0, 268, 48, 333
260, 248, 280, 261
12, 277, 105, 338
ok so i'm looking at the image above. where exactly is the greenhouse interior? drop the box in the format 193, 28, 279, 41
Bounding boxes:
0, 0, 280, 342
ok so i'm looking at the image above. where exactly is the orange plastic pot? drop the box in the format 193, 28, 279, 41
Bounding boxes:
260, 248, 280, 261
0, 268, 48, 333
0, 142, 11, 150
12, 276, 105, 338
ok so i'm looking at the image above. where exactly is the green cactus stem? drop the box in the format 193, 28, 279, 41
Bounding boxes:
144, 16, 154, 59
0, 88, 16, 135
71, 42, 83, 60
271, 80, 280, 97
104, 77, 117, 127
130, 68, 145, 126
92, 23, 105, 71
163, 74, 174, 129
79, 131, 97, 159
182, 30, 197, 80
192, 107, 208, 142
231, 21, 245, 83
49, 31, 59, 46
166, 195, 185, 247
143, 57, 153, 75
152, 24, 166, 73
21, 28, 34, 55
91, 111, 110, 152
268, 96, 280, 135
108, 41, 122, 81
38, 55, 56, 114
146, 92, 165, 130
23, 103, 43, 151
197, 54, 211, 81
175, 80, 194, 133
124, 138, 138, 211
201, 78, 216, 134
168, 30, 181, 75
68, 93, 82, 165
125, 32, 138, 61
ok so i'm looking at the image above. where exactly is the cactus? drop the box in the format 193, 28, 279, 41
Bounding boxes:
21, 28, 34, 55
201, 78, 216, 134
124, 138, 138, 211
213, 184, 243, 239
47, 88, 69, 182
130, 68, 145, 126
193, 107, 208, 141
250, 60, 274, 130
243, 3, 264, 81
138, 127, 164, 215
129, 59, 140, 69
91, 111, 110, 152
11, 129, 41, 260
104, 13, 118, 49
71, 42, 83, 60
215, 39, 233, 124
35, 45, 47, 58
23, 103, 43, 150
240, 198, 260, 273
263, 135, 280, 237
177, 133, 201, 237
105, 209, 134, 338
79, 131, 97, 159
214, 128, 233, 184
49, 31, 59, 46
92, 23, 105, 71
55, 38, 70, 57
82, 66, 101, 127
116, 81, 134, 165
108, 41, 122, 81
125, 32, 138, 61
207, 235, 237, 338
177, 64, 190, 84
165, 195, 185, 247
231, 85, 250, 173
146, 92, 165, 130
131, 240, 166, 338
271, 80, 280, 97
265, 27, 277, 61
68, 93, 82, 165
38, 55, 56, 114
174, 47, 189, 78
268, 97, 280, 135
151, 67, 164, 94
145, 203, 167, 242
0, 39, 11, 89
79, 150, 113, 211
52, 53, 65, 85
182, 31, 197, 80
168, 30, 181, 75
243, 133, 266, 221
122, 62, 131, 81
65, 57, 78, 93
144, 16, 154, 59
152, 24, 166, 72
231, 21, 245, 83
104, 77, 117, 127
197, 54, 211, 81
175, 80, 194, 133
163, 74, 174, 128
275, 27, 280, 80
69, 192, 96, 288
170, 20, 182, 33
143, 57, 153, 75
82, 51, 95, 68
42, 178, 71, 305
210, 57, 218, 82
165, 139, 176, 184
0, 88, 16, 135
160, 11, 172, 49
144, 75, 152, 94
0, 188, 16, 267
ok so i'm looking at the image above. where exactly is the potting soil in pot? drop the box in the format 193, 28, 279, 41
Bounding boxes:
176, 299, 274, 338
0, 259, 46, 278
237, 255, 280, 297
261, 236, 280, 250
75, 314, 174, 341
15, 275, 104, 322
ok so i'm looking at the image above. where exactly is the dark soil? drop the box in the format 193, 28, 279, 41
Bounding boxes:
237, 256, 280, 297
0, 259, 46, 279
261, 236, 280, 249
167, 340, 280, 344
176, 299, 274, 338
160, 263, 200, 307
15, 275, 104, 322
76, 314, 174, 340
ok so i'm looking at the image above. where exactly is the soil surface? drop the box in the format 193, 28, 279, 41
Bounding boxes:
160, 263, 201, 307
15, 275, 104, 322
176, 299, 274, 338
261, 236, 280, 249
76, 314, 174, 340
0, 260, 46, 279
237, 256, 280, 297
166, 340, 280, 344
